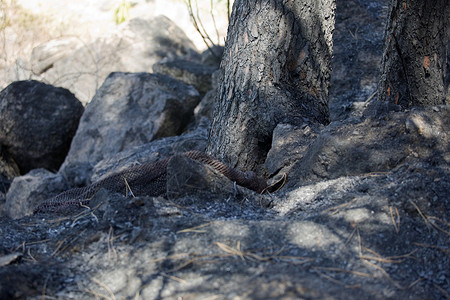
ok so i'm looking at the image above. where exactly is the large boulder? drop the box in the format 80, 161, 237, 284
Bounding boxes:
152, 59, 216, 95
41, 16, 200, 105
30, 37, 83, 75
60, 72, 201, 186
0, 145, 20, 194
0, 80, 84, 174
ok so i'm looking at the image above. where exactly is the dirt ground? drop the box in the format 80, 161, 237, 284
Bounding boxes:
0, 151, 449, 299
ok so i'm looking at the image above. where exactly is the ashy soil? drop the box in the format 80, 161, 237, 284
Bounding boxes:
1, 0, 449, 299
1, 149, 449, 299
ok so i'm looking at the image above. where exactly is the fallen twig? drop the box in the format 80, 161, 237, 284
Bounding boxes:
340, 226, 357, 250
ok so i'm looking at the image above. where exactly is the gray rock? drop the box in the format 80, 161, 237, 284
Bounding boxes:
91, 118, 210, 182
60, 72, 201, 186
265, 123, 322, 176
30, 37, 83, 75
5, 169, 69, 219
166, 153, 243, 199
0, 80, 84, 174
194, 69, 222, 121
285, 106, 450, 188
41, 16, 200, 105
200, 45, 224, 68
153, 59, 216, 95
194, 90, 216, 121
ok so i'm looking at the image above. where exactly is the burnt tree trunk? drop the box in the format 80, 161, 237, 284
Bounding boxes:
207, 0, 335, 174
378, 0, 449, 107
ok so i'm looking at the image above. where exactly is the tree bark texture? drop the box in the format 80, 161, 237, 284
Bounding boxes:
207, 0, 335, 174
378, 0, 449, 107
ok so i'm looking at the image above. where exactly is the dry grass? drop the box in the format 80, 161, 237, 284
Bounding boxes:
50, 228, 86, 257
122, 176, 136, 198
149, 237, 311, 278
85, 277, 117, 300
410, 199, 450, 236
0, 0, 59, 67
389, 206, 401, 233
177, 222, 213, 233
322, 198, 358, 215
413, 242, 450, 253
313, 268, 362, 289
107, 226, 118, 261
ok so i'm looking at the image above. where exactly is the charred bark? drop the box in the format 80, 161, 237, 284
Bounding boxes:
207, 0, 335, 174
378, 0, 450, 107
